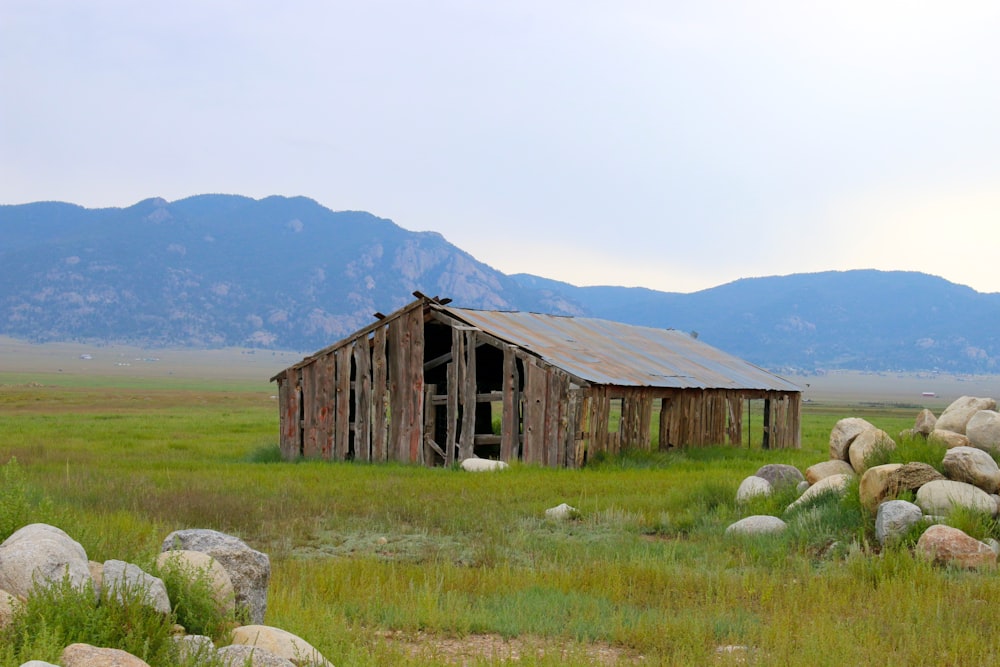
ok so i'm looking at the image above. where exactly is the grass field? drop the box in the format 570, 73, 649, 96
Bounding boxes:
3, 341, 1000, 665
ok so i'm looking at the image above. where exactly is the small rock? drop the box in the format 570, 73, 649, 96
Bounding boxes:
753, 464, 804, 489
914, 408, 937, 436
928, 429, 971, 449
102, 560, 170, 615
544, 503, 578, 520
460, 458, 509, 472
858, 464, 903, 511
735, 476, 772, 504
725, 515, 787, 536
217, 644, 296, 667
848, 428, 896, 473
884, 462, 945, 497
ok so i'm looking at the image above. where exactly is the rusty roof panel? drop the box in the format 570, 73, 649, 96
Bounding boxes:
442, 306, 799, 392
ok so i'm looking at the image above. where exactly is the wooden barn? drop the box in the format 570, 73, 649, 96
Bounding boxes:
270, 294, 801, 467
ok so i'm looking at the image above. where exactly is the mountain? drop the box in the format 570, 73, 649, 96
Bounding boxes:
511, 271, 1000, 374
0, 195, 580, 350
2, 194, 999, 373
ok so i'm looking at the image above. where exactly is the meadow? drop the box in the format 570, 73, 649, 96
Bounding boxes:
3, 352, 1000, 665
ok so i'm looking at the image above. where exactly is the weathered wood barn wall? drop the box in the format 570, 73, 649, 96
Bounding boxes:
270, 295, 801, 467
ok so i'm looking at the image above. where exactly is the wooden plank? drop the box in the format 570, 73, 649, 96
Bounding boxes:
406, 308, 425, 464
543, 370, 561, 466
459, 329, 477, 460
423, 383, 438, 464
353, 340, 372, 462
521, 358, 542, 464
500, 345, 519, 462
371, 325, 388, 462
334, 346, 351, 459
575, 392, 590, 467
446, 327, 462, 465
387, 316, 405, 462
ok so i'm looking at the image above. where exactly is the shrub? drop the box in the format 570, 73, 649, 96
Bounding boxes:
154, 553, 237, 641
0, 457, 56, 542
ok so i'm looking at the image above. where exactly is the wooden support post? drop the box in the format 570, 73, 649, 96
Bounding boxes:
334, 346, 351, 459
371, 325, 388, 462
500, 345, 519, 462
459, 330, 477, 460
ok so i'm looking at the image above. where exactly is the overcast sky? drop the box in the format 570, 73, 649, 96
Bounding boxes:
3, 2, 999, 293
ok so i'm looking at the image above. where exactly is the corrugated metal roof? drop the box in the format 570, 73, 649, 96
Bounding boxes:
441, 306, 800, 392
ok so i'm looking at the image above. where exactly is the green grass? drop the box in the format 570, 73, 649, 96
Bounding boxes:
2, 378, 1000, 665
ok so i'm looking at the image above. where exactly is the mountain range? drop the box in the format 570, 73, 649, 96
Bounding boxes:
2, 194, 998, 374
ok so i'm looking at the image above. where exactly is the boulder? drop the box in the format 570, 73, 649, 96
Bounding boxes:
915, 479, 997, 516
161, 529, 270, 625
0, 588, 17, 629
875, 499, 924, 546
724, 515, 787, 536
156, 550, 236, 616
101, 560, 171, 615
914, 409, 937, 436
928, 429, 970, 449
217, 645, 295, 667
936, 396, 997, 434
61, 643, 151, 667
916, 524, 997, 569
848, 428, 896, 473
753, 464, 804, 490
735, 476, 772, 504
884, 462, 946, 497
942, 446, 1000, 494
805, 459, 856, 485
0, 523, 93, 599
460, 458, 509, 472
965, 410, 1000, 454
230, 625, 335, 667
174, 634, 217, 663
544, 503, 578, 520
787, 473, 852, 512
829, 417, 875, 461
858, 464, 903, 511
19, 662, 61, 667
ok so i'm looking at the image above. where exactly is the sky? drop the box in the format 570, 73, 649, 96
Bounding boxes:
3, 1, 1000, 294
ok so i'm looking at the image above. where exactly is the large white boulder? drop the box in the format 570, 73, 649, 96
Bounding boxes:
916, 524, 997, 569
859, 464, 903, 511
230, 625, 335, 667
942, 446, 1000, 494
936, 396, 997, 435
157, 549, 236, 616
829, 418, 875, 461
915, 479, 997, 516
928, 429, 971, 449
787, 473, 852, 512
848, 428, 896, 473
61, 643, 151, 667
0, 523, 93, 599
875, 499, 924, 546
161, 529, 270, 625
102, 560, 170, 615
217, 645, 295, 667
805, 459, 855, 485
965, 410, 1000, 454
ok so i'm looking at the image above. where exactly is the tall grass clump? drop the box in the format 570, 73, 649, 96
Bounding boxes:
0, 457, 57, 541
153, 554, 238, 641
0, 574, 208, 667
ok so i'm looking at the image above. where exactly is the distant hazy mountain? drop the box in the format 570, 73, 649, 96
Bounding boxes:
2, 195, 999, 373
511, 271, 1000, 374
0, 195, 579, 350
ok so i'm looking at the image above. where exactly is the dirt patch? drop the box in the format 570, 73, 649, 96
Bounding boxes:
378, 630, 646, 665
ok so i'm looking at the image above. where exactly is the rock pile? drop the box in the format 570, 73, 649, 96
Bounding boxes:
727, 395, 1000, 570
0, 524, 334, 667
